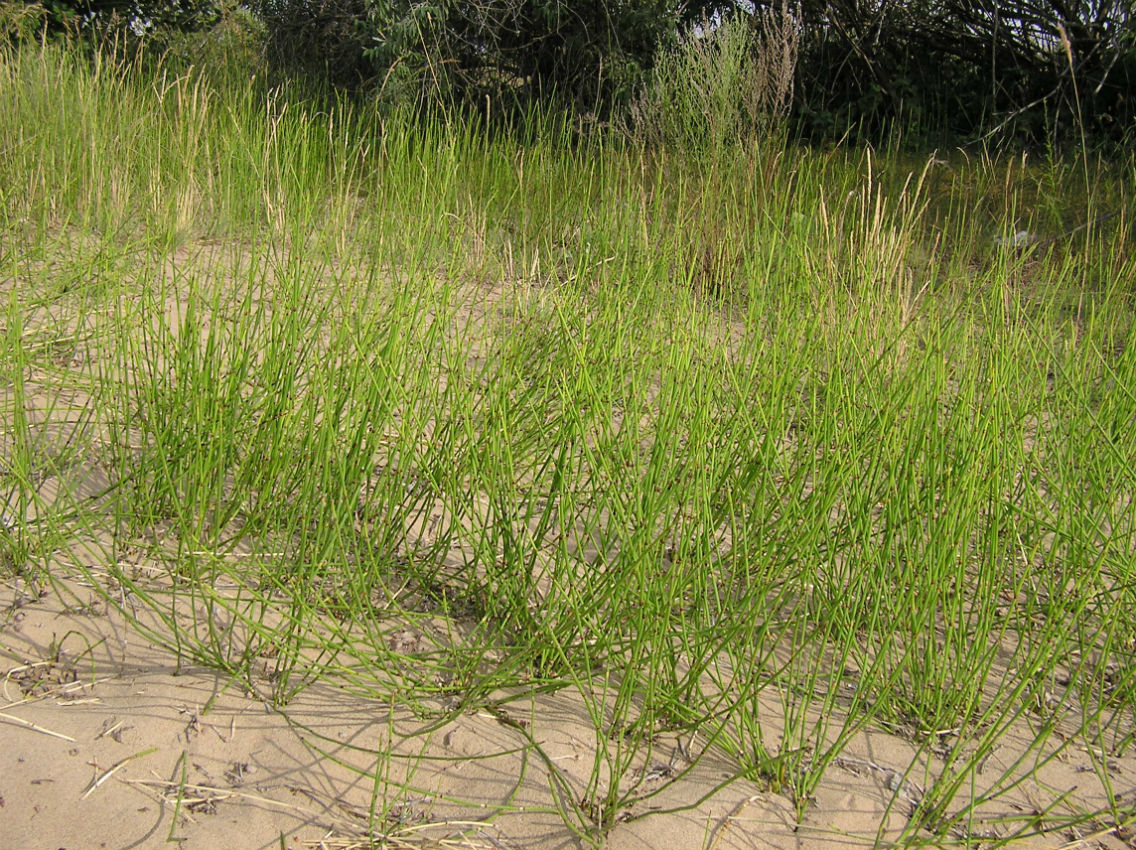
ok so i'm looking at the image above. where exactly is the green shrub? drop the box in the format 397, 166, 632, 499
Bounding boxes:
625, 4, 798, 155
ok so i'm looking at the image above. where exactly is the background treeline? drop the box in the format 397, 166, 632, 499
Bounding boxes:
8, 0, 1136, 149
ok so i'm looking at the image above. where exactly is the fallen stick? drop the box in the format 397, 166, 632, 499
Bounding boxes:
0, 710, 76, 742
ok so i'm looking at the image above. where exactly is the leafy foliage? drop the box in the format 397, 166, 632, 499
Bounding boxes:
9, 0, 1134, 148
36, 0, 221, 34
252, 0, 374, 88
363, 0, 684, 114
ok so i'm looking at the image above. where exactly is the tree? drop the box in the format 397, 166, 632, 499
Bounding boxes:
741, 0, 1135, 144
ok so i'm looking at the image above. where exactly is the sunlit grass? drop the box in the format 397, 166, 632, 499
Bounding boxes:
2, 36, 1135, 847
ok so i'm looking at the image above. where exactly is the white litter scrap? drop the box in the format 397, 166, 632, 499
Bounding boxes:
994, 230, 1038, 248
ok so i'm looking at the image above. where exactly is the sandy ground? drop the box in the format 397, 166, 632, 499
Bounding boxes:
2, 569, 1134, 850
2, 247, 1133, 849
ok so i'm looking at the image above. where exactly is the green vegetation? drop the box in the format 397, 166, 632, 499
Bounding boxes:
21, 0, 1136, 147
2, 27, 1135, 848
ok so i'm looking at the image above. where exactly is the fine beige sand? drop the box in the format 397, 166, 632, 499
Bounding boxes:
3, 569, 1133, 850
